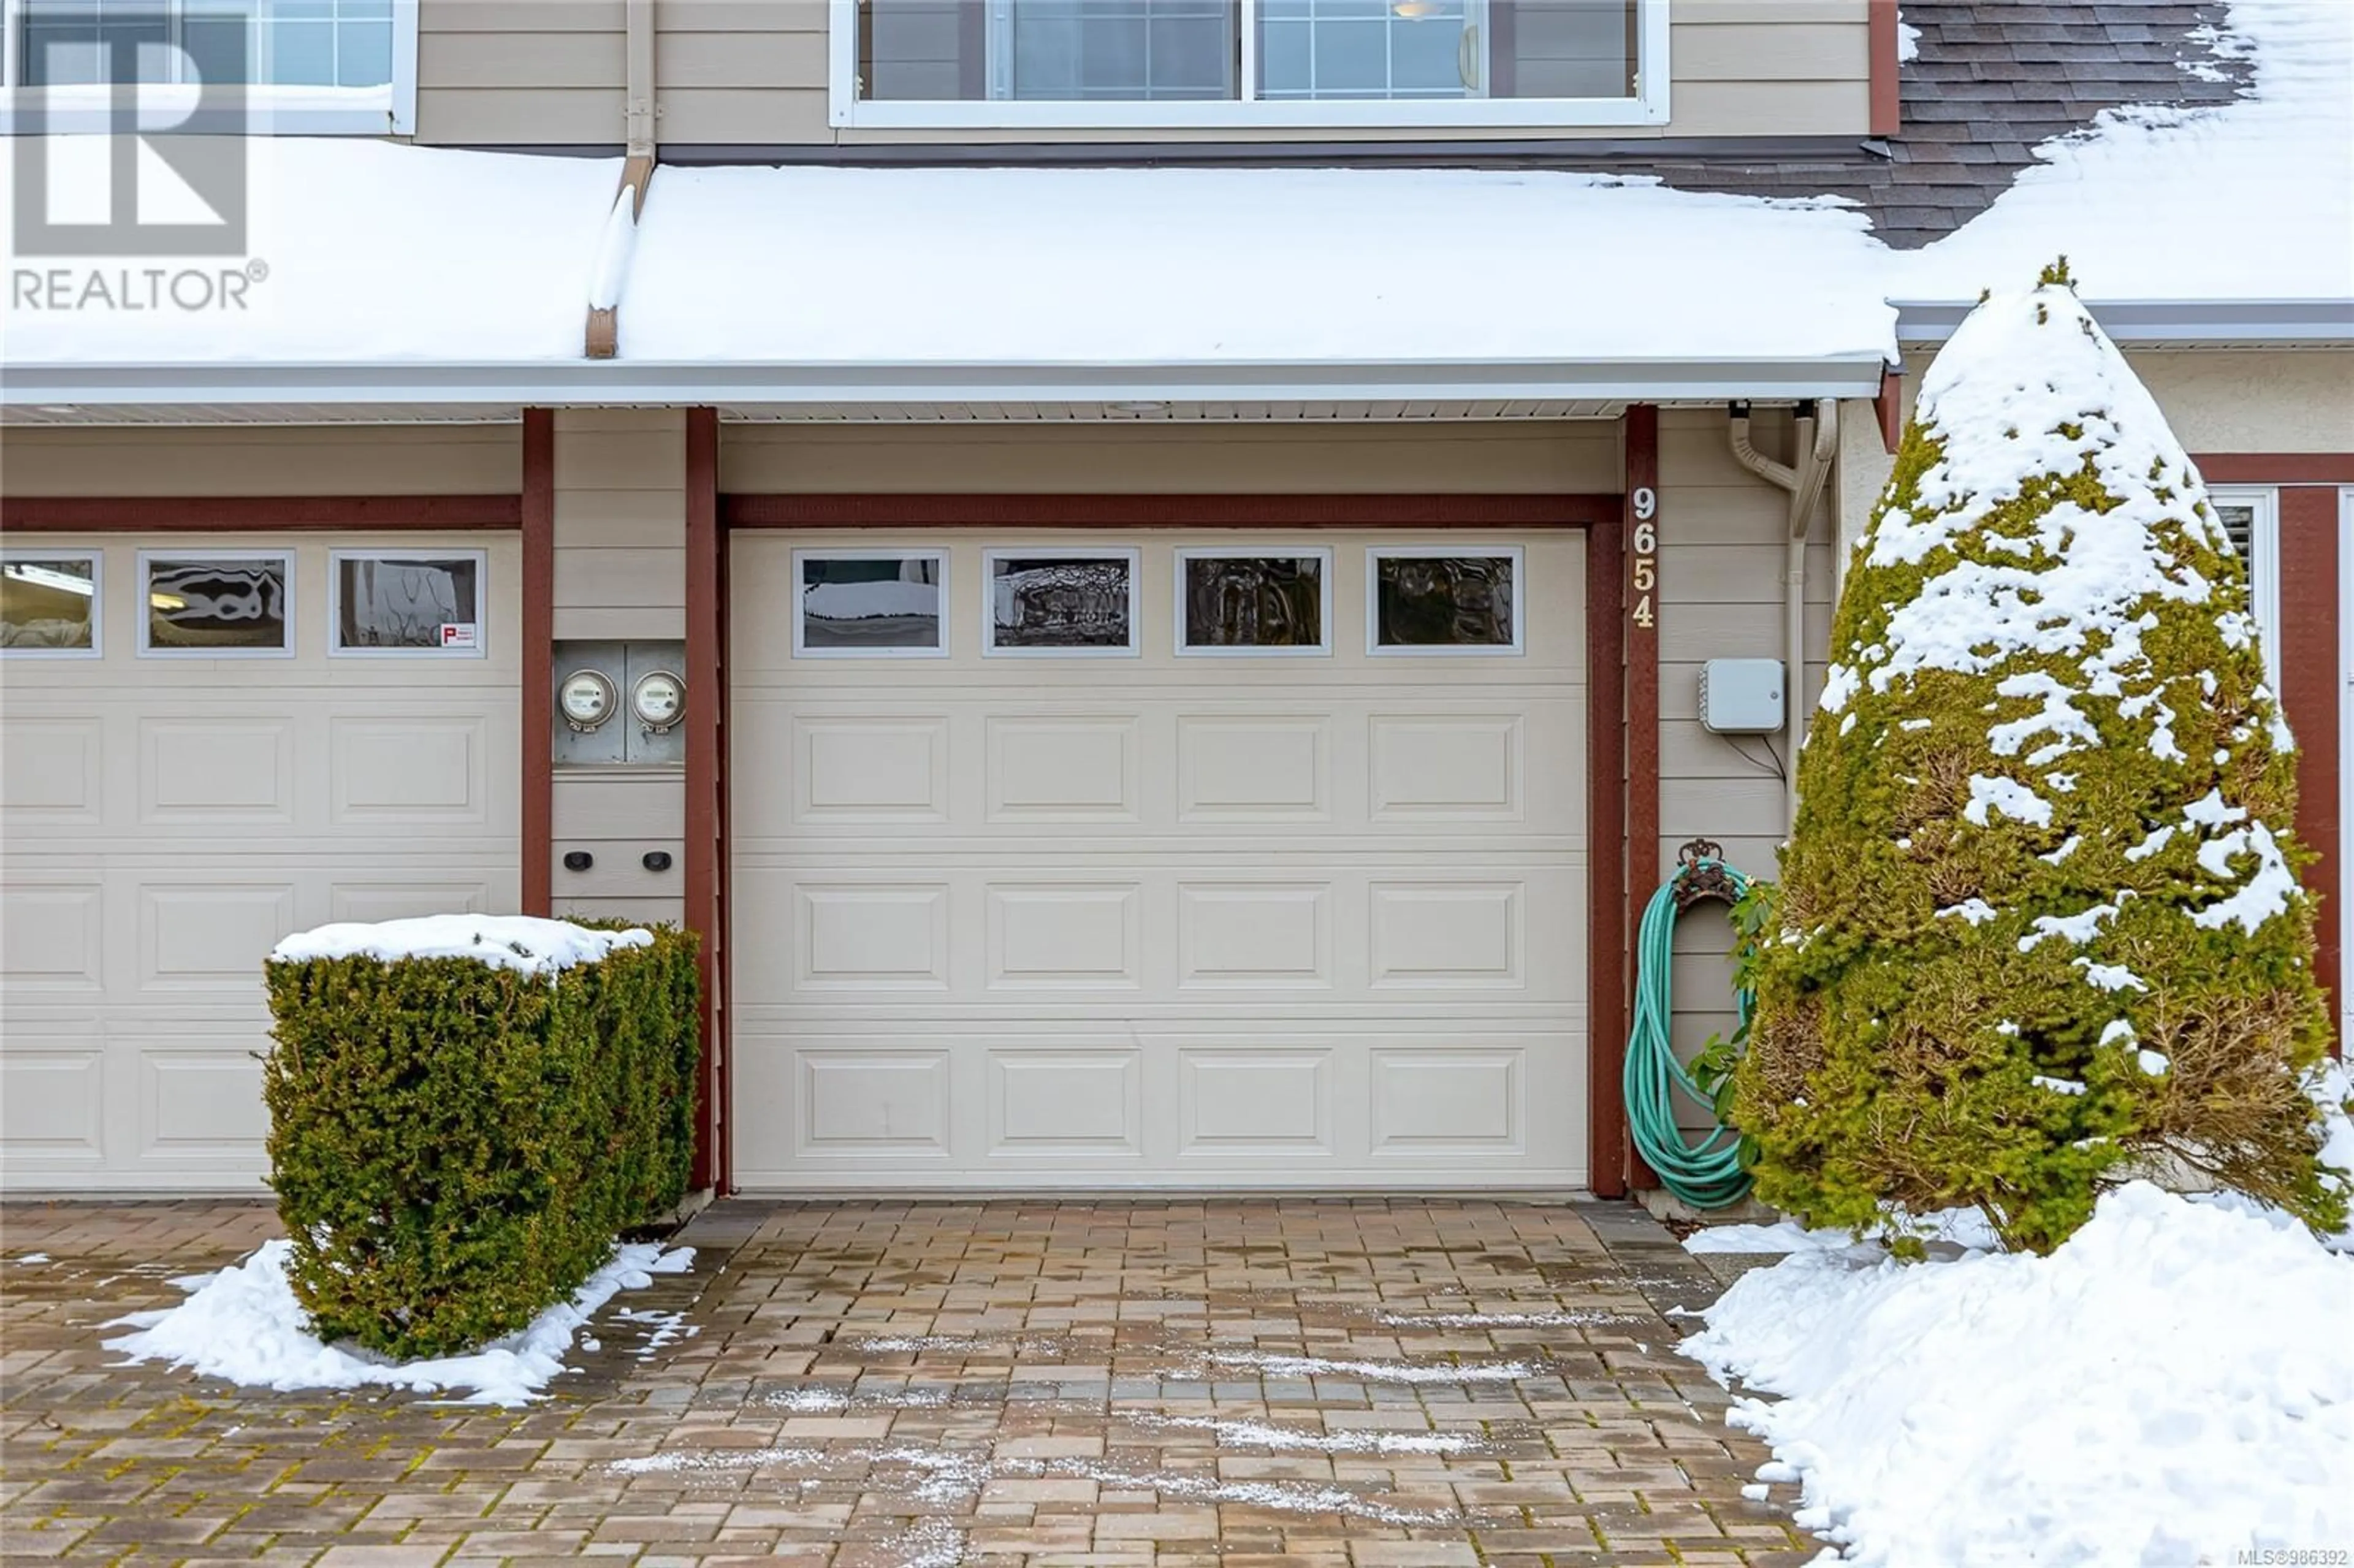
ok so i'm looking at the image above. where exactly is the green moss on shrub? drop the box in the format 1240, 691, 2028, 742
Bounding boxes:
262, 922, 699, 1358
1732, 272, 2342, 1255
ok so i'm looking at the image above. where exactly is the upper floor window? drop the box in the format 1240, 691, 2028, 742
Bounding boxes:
834, 0, 1667, 129
2, 0, 416, 134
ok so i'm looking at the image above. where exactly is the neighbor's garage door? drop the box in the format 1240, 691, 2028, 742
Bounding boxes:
729, 528, 1588, 1189
0, 535, 520, 1192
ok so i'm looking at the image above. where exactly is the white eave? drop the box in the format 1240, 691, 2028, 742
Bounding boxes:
1894, 297, 2354, 349
0, 354, 1894, 424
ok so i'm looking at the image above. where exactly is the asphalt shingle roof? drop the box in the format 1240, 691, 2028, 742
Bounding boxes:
1658, 1, 2254, 248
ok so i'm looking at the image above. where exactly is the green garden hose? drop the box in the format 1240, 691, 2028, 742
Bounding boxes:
1623, 848, 1755, 1210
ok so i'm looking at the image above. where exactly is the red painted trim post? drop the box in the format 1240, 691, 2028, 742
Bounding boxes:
684, 408, 728, 1192
1586, 515, 1629, 1198
1867, 0, 1901, 137
1621, 404, 1663, 1196
520, 410, 555, 920
2278, 488, 2342, 1049
1876, 365, 1904, 455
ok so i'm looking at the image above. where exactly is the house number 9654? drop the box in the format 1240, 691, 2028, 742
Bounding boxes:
1631, 487, 1659, 629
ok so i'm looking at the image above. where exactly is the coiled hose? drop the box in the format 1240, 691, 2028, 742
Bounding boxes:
1622, 851, 1755, 1209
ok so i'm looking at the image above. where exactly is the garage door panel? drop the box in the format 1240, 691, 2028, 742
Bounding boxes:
328, 714, 493, 824
0, 716, 104, 823
1, 881, 105, 991
0, 534, 520, 1192
732, 527, 1588, 1189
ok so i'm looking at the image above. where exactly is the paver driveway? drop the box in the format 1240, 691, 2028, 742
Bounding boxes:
1, 1197, 1809, 1566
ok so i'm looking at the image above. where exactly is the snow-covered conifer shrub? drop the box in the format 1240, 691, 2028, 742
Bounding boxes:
1732, 264, 2344, 1255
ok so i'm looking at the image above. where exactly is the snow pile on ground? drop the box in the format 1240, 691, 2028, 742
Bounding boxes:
1684, 1206, 1999, 1255
1679, 1182, 2354, 1565
1899, 0, 2352, 303
270, 914, 651, 976
105, 1239, 691, 1404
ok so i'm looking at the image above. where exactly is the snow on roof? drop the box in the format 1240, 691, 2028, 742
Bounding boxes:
1895, 0, 2353, 306
615, 167, 1895, 367
0, 0, 2341, 381
0, 139, 619, 366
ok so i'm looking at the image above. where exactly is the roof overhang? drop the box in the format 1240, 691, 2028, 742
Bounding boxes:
0, 354, 1894, 424
1894, 297, 2354, 348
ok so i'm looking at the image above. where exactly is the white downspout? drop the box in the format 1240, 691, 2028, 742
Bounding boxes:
1729, 402, 1838, 832
587, 0, 658, 359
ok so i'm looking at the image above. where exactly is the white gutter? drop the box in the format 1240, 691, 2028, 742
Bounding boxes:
1729, 400, 1837, 832
1894, 297, 2354, 346
1, 356, 1893, 412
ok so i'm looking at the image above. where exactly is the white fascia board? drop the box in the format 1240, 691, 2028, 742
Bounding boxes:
2, 356, 1892, 412
1895, 297, 2354, 346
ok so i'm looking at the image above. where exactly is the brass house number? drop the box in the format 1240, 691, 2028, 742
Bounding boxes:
1630, 487, 1658, 629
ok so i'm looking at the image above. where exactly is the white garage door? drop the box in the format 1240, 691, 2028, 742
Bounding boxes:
729, 529, 1588, 1189
0, 535, 521, 1192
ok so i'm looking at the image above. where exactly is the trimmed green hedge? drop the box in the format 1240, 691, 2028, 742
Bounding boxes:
262, 921, 700, 1358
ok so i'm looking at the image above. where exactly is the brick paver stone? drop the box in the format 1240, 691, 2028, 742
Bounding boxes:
0, 1197, 1802, 1565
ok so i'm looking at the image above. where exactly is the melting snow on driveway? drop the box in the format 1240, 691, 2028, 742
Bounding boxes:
1678, 1182, 2354, 1564
104, 1239, 695, 1404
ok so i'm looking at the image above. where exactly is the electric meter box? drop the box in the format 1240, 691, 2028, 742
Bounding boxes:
1700, 658, 1786, 735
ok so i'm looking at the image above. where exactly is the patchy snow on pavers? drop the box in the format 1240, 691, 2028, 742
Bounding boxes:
1679, 1183, 2354, 1564
105, 1239, 693, 1404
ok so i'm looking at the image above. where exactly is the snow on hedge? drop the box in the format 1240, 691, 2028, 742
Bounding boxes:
105, 1239, 693, 1405
1680, 1182, 2354, 1565
270, 914, 650, 976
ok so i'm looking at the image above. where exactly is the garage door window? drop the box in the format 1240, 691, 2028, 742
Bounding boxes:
985, 548, 1141, 656
1, 551, 100, 656
139, 550, 291, 657
330, 550, 485, 657
795, 549, 950, 657
1368, 546, 1523, 654
1175, 547, 1331, 655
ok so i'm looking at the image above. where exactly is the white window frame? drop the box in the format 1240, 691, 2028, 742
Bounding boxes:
136, 547, 295, 660
2211, 485, 2280, 694
828, 0, 1667, 129
327, 548, 488, 660
0, 0, 417, 135
0, 549, 103, 659
1173, 546, 1333, 658
1366, 544, 1525, 657
982, 546, 1143, 659
792, 547, 951, 660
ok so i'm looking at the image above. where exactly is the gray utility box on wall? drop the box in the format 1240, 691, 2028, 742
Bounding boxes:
1699, 658, 1786, 735
550, 639, 688, 767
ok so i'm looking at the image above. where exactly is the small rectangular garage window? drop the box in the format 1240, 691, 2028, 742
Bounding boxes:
1367, 546, 1523, 654
1175, 547, 1331, 655
795, 549, 950, 657
330, 549, 486, 657
985, 547, 1142, 657
1, 550, 101, 657
139, 549, 291, 657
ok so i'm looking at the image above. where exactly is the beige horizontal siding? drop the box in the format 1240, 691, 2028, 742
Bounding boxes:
1, 425, 520, 495
554, 771, 688, 839
553, 409, 685, 642
720, 421, 1622, 494
409, 0, 1867, 146
1654, 405, 1837, 1084
415, 0, 623, 143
